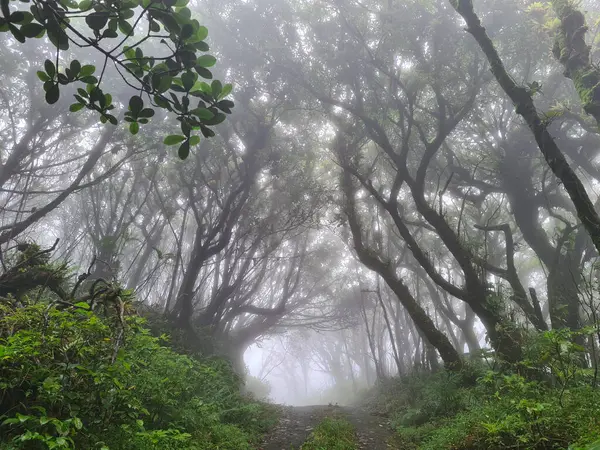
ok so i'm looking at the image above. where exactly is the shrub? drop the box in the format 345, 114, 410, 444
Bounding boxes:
361, 326, 600, 449
243, 375, 272, 401
0, 303, 274, 449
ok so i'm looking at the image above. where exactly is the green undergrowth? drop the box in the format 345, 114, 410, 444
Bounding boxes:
300, 416, 357, 450
362, 328, 600, 449
0, 303, 276, 449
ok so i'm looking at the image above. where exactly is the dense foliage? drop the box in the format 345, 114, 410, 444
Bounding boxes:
0, 302, 274, 449
361, 328, 600, 449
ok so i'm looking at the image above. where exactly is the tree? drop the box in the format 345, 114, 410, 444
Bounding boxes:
339, 147, 461, 369
449, 0, 600, 256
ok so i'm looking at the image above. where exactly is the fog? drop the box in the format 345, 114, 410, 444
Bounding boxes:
2, 0, 600, 410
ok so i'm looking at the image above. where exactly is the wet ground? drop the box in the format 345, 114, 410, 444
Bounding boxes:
259, 404, 399, 449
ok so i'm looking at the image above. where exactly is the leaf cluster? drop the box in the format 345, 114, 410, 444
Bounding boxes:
0, 0, 235, 159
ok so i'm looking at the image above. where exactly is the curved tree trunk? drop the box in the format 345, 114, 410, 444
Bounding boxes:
342, 170, 462, 370
450, 0, 600, 256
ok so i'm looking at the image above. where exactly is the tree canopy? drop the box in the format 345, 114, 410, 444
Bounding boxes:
1, 0, 234, 159
2, 0, 600, 448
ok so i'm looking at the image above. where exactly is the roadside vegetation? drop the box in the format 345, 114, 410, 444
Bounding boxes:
300, 416, 357, 450
360, 329, 600, 450
0, 254, 275, 450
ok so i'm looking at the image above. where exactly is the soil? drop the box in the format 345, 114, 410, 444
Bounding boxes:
258, 404, 400, 449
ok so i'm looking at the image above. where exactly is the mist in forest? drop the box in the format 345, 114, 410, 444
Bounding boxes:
2, 0, 600, 413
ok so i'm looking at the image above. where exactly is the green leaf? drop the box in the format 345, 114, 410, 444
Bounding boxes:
163, 135, 186, 145
2, 418, 20, 425
80, 76, 98, 84
156, 75, 173, 94
79, 0, 92, 10
181, 23, 194, 40
216, 99, 234, 113
154, 10, 180, 33
1, 0, 9, 18
39, 417, 51, 425
70, 59, 81, 76
9, 24, 25, 43
37, 71, 51, 82
196, 55, 217, 68
86, 11, 110, 30
105, 114, 118, 125
154, 95, 170, 109
205, 112, 226, 126
211, 80, 222, 98
46, 21, 69, 50
149, 19, 160, 33
137, 108, 155, 118
9, 11, 26, 24
177, 7, 192, 21
182, 71, 196, 91
45, 84, 60, 104
129, 95, 143, 114
189, 135, 200, 146
220, 83, 233, 99
200, 125, 214, 138
178, 140, 190, 159
195, 41, 210, 52
180, 118, 191, 136
20, 22, 45, 38
130, 122, 140, 135
191, 81, 211, 93
72, 418, 83, 430
118, 19, 133, 36
74, 302, 90, 309
191, 107, 214, 120
123, 46, 135, 60
195, 66, 212, 80
196, 25, 208, 41
70, 103, 85, 112
121, 9, 135, 20
80, 65, 95, 77
102, 28, 118, 38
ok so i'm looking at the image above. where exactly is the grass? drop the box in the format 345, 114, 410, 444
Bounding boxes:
300, 416, 358, 450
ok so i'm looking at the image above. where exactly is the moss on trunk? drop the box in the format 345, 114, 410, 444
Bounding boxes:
551, 0, 600, 124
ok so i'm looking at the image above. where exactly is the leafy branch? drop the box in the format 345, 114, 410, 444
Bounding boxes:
0, 0, 234, 159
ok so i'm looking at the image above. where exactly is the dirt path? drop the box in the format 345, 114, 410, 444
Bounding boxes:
258, 404, 399, 450
341, 405, 399, 449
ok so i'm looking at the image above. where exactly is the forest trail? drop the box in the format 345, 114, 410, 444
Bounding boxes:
259, 404, 399, 449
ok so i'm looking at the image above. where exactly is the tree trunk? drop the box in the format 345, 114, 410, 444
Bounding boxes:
450, 0, 600, 255
343, 170, 462, 370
